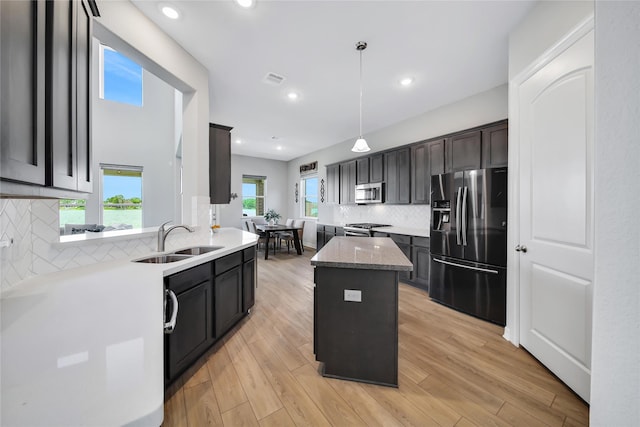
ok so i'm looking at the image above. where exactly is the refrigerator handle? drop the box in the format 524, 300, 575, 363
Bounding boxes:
456, 187, 462, 245
461, 186, 468, 246
433, 257, 499, 274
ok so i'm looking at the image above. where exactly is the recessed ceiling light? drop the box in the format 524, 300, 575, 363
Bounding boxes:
400, 77, 414, 87
235, 0, 255, 8
276, 145, 283, 150
235, 139, 242, 144
160, 4, 180, 19
287, 92, 299, 100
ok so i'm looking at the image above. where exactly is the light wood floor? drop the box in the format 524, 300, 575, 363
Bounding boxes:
163, 248, 589, 426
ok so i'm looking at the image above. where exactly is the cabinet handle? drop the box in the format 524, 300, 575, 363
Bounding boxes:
164, 289, 179, 334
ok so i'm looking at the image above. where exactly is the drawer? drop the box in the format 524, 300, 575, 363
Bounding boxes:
389, 233, 411, 245
413, 236, 430, 248
243, 245, 256, 261
215, 252, 242, 275
316, 224, 324, 232
371, 231, 388, 237
165, 262, 213, 294
335, 227, 345, 236
324, 225, 336, 234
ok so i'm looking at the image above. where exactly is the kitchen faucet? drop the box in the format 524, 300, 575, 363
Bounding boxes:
157, 220, 194, 252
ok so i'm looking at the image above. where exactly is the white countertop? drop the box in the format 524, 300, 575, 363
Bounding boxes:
0, 228, 258, 426
311, 237, 413, 271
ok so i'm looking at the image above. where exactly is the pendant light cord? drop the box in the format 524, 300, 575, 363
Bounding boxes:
359, 47, 363, 139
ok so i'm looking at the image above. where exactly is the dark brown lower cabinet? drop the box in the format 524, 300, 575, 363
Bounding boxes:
371, 232, 430, 291
164, 245, 256, 385
214, 265, 243, 338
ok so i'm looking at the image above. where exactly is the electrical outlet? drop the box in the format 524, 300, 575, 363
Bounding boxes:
344, 289, 362, 303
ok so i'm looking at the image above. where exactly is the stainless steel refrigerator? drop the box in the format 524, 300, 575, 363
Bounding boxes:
429, 167, 508, 325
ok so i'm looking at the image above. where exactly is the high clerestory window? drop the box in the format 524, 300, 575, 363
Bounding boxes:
242, 175, 266, 217
99, 44, 143, 107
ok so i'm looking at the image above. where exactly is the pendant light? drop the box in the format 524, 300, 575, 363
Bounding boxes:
351, 41, 371, 153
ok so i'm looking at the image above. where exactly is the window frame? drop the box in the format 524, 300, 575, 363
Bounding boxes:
99, 44, 144, 107
300, 174, 318, 219
100, 164, 144, 229
242, 175, 267, 217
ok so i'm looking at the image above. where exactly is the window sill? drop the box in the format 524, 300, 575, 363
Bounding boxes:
55, 227, 159, 248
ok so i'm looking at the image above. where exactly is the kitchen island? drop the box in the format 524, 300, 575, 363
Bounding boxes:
310, 236, 412, 387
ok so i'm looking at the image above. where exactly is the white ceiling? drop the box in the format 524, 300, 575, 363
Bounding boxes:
132, 0, 535, 162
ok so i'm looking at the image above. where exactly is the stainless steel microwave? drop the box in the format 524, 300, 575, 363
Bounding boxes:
355, 183, 383, 204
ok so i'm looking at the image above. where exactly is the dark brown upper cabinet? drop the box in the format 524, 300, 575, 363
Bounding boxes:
339, 160, 357, 204
1, 0, 99, 195
482, 122, 508, 168
356, 154, 384, 185
326, 164, 340, 204
384, 148, 410, 204
411, 139, 445, 204
445, 130, 482, 173
209, 123, 233, 204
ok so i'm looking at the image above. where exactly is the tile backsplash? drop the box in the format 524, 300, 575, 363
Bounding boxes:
0, 197, 211, 291
328, 204, 431, 231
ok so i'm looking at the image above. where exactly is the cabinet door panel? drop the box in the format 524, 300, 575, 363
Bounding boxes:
215, 266, 243, 337
0, 0, 46, 185
166, 280, 213, 380
428, 139, 446, 176
398, 149, 410, 203
356, 157, 369, 185
412, 246, 430, 290
369, 154, 384, 183
48, 0, 76, 189
411, 143, 429, 204
242, 259, 255, 312
75, 0, 92, 192
339, 160, 356, 204
326, 164, 340, 204
482, 122, 508, 168
446, 130, 481, 172
209, 124, 232, 204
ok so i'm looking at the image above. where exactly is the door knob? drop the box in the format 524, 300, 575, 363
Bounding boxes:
515, 245, 528, 253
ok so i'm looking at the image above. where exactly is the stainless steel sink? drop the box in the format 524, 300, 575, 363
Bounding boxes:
172, 246, 224, 255
134, 254, 193, 264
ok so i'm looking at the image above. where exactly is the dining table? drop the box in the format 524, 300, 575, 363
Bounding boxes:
255, 224, 303, 260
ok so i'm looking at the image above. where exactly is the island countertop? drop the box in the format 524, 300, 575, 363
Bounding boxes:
310, 237, 413, 271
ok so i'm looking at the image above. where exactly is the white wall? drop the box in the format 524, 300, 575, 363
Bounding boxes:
508, 1, 594, 79
94, 1, 210, 226
591, 1, 640, 424
218, 155, 288, 230
88, 67, 177, 228
285, 84, 508, 247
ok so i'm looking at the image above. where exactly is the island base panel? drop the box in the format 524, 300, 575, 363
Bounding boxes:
314, 267, 398, 387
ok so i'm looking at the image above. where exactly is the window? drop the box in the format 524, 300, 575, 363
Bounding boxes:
301, 176, 318, 218
242, 175, 266, 216
101, 165, 143, 228
59, 199, 86, 228
100, 44, 143, 107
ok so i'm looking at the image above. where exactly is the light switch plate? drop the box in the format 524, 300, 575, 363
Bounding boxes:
344, 289, 362, 302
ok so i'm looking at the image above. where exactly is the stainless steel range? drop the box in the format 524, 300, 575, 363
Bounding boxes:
343, 223, 391, 237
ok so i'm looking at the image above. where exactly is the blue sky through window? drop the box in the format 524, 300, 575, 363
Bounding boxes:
103, 47, 143, 106
104, 175, 142, 199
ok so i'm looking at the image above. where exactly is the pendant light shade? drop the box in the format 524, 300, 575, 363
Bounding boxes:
351, 41, 371, 153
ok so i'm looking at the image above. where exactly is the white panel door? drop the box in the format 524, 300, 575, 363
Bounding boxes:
518, 30, 594, 403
